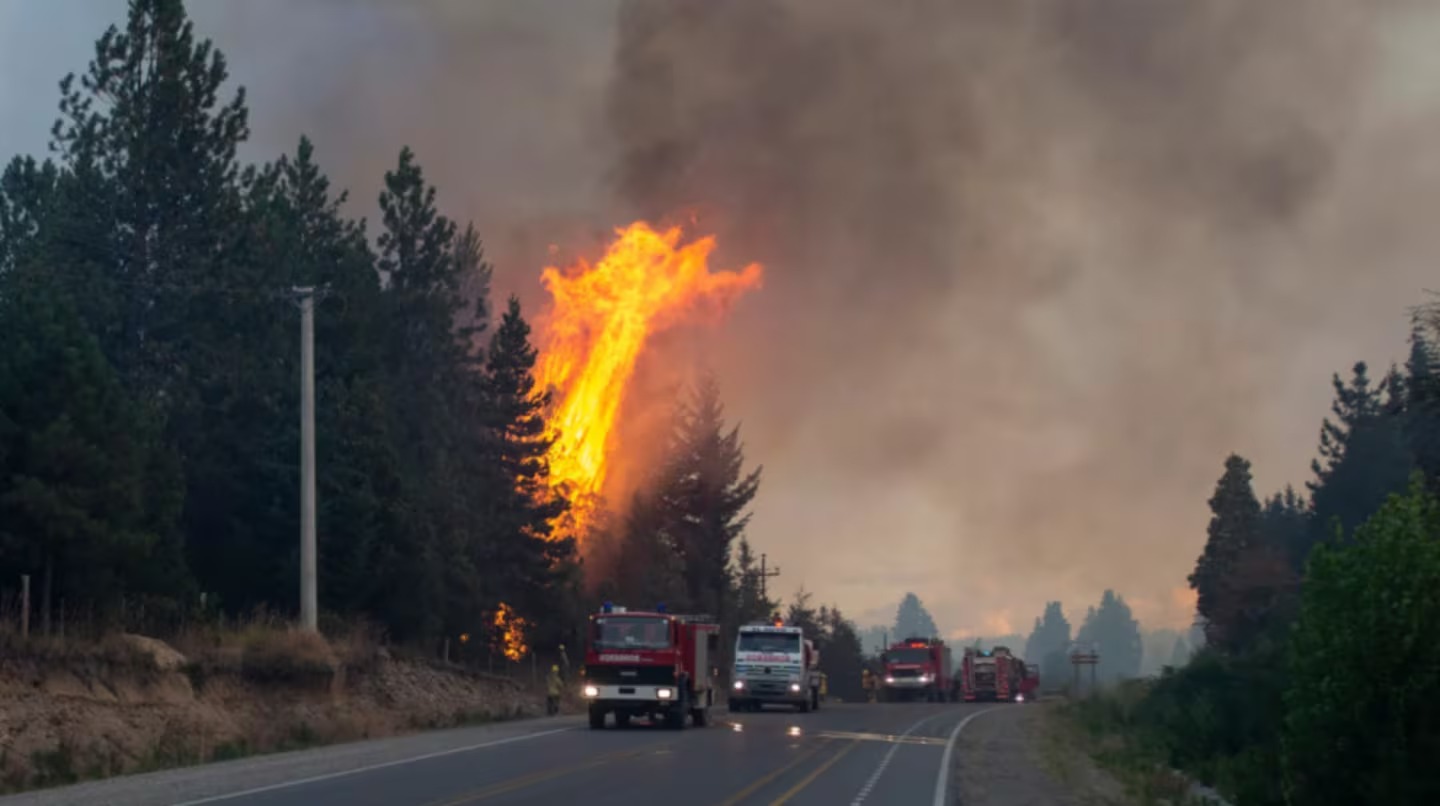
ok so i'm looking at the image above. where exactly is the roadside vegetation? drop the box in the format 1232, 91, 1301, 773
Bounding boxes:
1064, 308, 1440, 805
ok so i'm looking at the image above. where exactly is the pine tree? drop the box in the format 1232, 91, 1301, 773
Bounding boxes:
785, 588, 819, 635
893, 592, 940, 640
660, 373, 762, 620
0, 156, 59, 273
1260, 485, 1311, 573
1076, 590, 1143, 681
1405, 322, 1440, 487
0, 278, 186, 629
730, 537, 773, 627
1024, 601, 1072, 685
483, 296, 573, 622
49, 0, 249, 395
367, 147, 475, 641
818, 606, 867, 701
1306, 362, 1413, 548
1190, 454, 1262, 649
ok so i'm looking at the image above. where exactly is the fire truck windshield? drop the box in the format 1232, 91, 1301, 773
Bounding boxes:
593, 616, 670, 650
886, 648, 931, 664
736, 632, 800, 653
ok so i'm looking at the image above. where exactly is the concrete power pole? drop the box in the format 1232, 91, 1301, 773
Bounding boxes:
296, 287, 318, 631
757, 553, 781, 602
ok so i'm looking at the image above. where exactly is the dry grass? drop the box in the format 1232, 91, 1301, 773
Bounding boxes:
0, 615, 543, 796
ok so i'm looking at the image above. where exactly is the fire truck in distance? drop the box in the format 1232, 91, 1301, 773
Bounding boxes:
958, 645, 1029, 702
729, 620, 822, 712
880, 637, 954, 702
581, 603, 719, 729
1019, 662, 1041, 702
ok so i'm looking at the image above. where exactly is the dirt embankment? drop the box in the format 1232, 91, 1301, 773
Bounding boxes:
0, 631, 552, 793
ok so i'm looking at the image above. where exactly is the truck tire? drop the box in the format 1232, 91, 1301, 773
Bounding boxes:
588, 705, 606, 729
615, 712, 631, 729
798, 694, 811, 713
692, 704, 709, 727
812, 688, 820, 711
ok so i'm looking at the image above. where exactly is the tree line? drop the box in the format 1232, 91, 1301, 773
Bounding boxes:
0, 0, 770, 661
1089, 307, 1440, 804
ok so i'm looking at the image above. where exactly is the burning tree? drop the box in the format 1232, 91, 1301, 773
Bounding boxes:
535, 222, 762, 542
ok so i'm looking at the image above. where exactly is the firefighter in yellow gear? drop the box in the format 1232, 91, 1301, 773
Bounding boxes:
546, 664, 563, 716
862, 668, 876, 703
819, 672, 829, 701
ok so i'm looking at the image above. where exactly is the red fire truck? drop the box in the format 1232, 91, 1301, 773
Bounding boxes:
880, 637, 954, 702
1018, 662, 1040, 702
581, 603, 720, 729
958, 645, 1027, 702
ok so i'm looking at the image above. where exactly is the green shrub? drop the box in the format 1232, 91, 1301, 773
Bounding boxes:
1282, 479, 1440, 805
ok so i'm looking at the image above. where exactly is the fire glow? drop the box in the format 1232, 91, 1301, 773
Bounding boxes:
536, 221, 762, 537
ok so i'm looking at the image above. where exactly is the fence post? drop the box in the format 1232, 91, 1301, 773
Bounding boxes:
442, 637, 451, 664
20, 574, 29, 640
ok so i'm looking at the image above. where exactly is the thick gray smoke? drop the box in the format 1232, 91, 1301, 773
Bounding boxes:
173, 0, 1440, 634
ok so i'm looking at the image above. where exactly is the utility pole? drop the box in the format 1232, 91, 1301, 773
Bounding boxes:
295, 287, 318, 631
757, 553, 781, 601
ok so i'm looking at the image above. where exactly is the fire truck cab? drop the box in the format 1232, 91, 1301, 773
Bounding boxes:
880, 637, 954, 702
581, 603, 719, 730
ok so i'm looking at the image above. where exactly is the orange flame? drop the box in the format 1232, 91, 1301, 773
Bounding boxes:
536, 221, 763, 537
493, 602, 529, 662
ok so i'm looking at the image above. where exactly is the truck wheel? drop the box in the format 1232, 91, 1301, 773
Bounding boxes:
798, 694, 811, 713
692, 704, 709, 727
812, 689, 820, 711
615, 712, 631, 729
588, 706, 606, 729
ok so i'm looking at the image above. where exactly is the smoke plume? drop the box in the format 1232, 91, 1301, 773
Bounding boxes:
181, 0, 1440, 633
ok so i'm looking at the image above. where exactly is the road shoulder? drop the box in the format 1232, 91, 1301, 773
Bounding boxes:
0, 715, 582, 806
950, 702, 1133, 806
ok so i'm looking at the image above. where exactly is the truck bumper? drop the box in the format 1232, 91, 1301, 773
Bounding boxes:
729, 680, 807, 707
582, 683, 681, 712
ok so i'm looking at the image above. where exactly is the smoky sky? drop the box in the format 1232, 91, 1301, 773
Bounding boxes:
6, 0, 1440, 637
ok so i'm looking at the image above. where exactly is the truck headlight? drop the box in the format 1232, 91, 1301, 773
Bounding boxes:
733, 680, 745, 690
656, 688, 674, 700
583, 685, 599, 698
919, 674, 932, 683
884, 676, 895, 684
789, 683, 801, 692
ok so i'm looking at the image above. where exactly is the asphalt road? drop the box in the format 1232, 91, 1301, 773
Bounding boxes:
1, 701, 1010, 806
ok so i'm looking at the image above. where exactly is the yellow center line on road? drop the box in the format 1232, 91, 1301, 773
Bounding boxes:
425, 739, 674, 805
710, 741, 831, 806
767, 740, 860, 806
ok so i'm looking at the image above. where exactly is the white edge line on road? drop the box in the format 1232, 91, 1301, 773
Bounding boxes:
850, 709, 951, 806
931, 706, 1003, 806
171, 726, 575, 805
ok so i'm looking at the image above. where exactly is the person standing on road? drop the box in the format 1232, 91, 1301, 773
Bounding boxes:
546, 664, 563, 716
862, 668, 875, 703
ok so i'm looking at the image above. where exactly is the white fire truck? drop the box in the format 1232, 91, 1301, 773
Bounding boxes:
729, 621, 822, 712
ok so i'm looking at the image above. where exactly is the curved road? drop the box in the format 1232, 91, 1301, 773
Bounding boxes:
2, 702, 1008, 806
